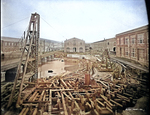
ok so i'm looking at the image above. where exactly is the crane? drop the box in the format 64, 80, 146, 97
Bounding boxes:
7, 12, 40, 108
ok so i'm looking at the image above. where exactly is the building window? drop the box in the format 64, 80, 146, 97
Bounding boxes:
108, 42, 109, 45
117, 38, 119, 45
137, 34, 144, 44
125, 47, 128, 56
8, 43, 10, 46
121, 38, 124, 45
131, 38, 135, 44
139, 49, 144, 59
67, 42, 69, 45
131, 48, 135, 57
5, 42, 7, 46
125, 38, 128, 45
80, 42, 82, 45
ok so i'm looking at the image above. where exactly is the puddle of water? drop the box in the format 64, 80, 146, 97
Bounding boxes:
38, 60, 73, 78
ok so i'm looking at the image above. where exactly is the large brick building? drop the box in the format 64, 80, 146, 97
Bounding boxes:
64, 37, 85, 53
116, 25, 149, 66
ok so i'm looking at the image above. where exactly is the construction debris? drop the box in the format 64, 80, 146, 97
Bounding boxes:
1, 54, 149, 115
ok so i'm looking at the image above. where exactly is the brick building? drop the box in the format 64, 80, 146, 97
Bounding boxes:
1, 37, 22, 53
116, 25, 149, 66
64, 37, 85, 53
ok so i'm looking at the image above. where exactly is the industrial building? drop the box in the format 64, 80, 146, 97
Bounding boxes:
64, 37, 85, 53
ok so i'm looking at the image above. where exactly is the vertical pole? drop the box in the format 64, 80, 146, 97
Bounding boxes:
35, 14, 40, 79
7, 15, 32, 108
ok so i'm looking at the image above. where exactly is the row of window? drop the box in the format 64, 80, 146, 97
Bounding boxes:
107, 42, 116, 45
124, 48, 144, 59
4, 42, 19, 46
66, 47, 83, 50
66, 42, 83, 46
117, 34, 146, 45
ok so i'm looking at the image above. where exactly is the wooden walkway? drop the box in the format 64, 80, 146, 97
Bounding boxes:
110, 57, 149, 73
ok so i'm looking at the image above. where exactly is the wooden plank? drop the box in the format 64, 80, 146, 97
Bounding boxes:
28, 91, 38, 101
61, 92, 68, 115
32, 93, 39, 101
23, 107, 29, 114
39, 90, 45, 101
110, 99, 123, 107
96, 99, 104, 107
68, 92, 80, 109
51, 89, 74, 92
48, 89, 52, 115
32, 108, 38, 115
23, 87, 37, 101
100, 95, 113, 107
23, 101, 50, 103
60, 79, 68, 88
63, 92, 72, 100
19, 108, 26, 115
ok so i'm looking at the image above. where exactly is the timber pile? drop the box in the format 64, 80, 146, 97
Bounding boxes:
1, 56, 149, 115
1, 82, 28, 110
5, 72, 147, 115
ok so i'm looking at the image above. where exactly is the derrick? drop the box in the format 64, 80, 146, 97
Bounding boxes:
7, 12, 40, 108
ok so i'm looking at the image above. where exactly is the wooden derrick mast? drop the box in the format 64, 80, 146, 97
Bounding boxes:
7, 12, 40, 108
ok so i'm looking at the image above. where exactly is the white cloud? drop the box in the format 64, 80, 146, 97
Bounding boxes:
1, 0, 148, 43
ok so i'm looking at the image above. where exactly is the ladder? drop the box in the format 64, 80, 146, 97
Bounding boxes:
7, 12, 40, 108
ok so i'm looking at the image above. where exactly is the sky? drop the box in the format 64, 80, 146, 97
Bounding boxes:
1, 0, 148, 43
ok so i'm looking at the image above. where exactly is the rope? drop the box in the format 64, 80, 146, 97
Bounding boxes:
41, 17, 67, 39
2, 17, 29, 29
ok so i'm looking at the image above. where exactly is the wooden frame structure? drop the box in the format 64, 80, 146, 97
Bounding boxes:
7, 12, 40, 108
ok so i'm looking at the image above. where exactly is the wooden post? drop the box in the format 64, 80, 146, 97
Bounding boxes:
61, 92, 68, 115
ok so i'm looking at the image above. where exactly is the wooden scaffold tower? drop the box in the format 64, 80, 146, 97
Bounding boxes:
7, 12, 40, 108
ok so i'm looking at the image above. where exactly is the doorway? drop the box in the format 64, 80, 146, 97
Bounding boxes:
73, 47, 76, 52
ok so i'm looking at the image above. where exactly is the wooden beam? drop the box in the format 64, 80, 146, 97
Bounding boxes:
61, 92, 68, 115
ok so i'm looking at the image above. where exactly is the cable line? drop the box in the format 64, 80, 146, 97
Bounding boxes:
41, 17, 67, 39
2, 17, 29, 29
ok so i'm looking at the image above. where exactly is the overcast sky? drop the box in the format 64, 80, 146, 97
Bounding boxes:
1, 0, 148, 43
